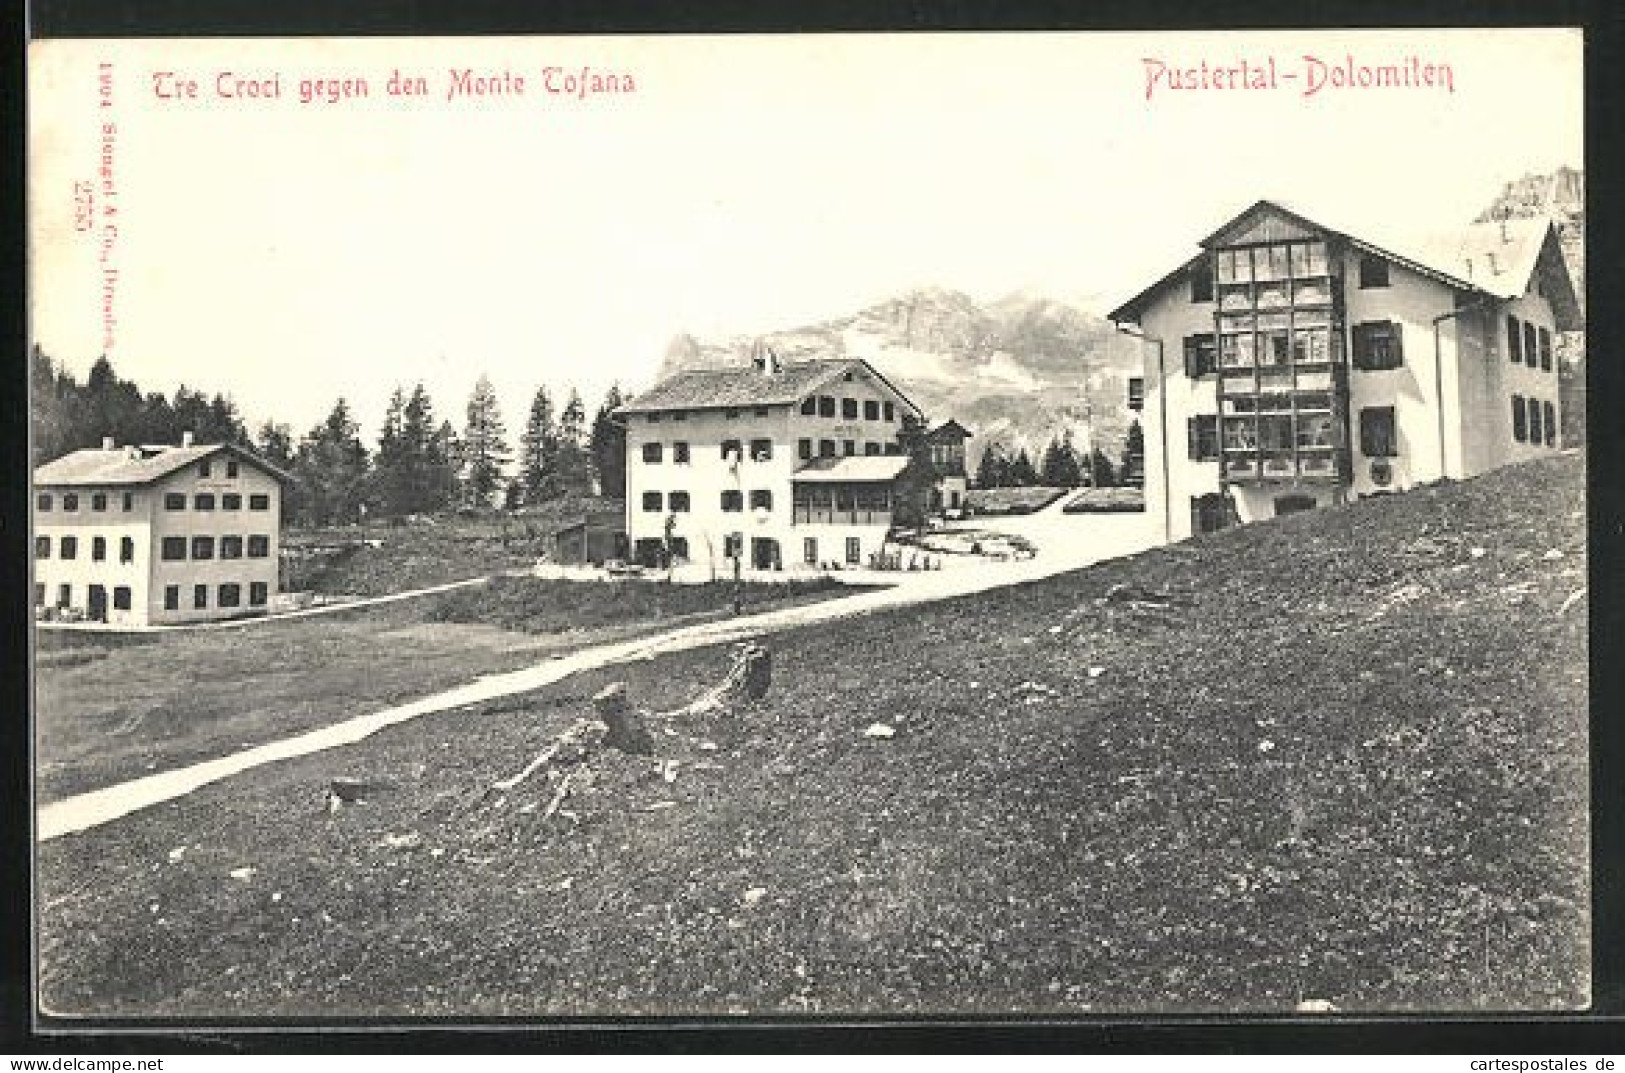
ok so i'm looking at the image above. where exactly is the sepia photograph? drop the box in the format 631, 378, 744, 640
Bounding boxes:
26, 27, 1588, 1021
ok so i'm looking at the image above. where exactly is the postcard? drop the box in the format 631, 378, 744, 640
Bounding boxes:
28, 28, 1587, 1022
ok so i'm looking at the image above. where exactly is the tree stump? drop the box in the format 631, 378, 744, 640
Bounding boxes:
738, 642, 772, 703
595, 682, 653, 754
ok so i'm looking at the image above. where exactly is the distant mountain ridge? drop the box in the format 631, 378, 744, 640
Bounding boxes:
657, 287, 1144, 469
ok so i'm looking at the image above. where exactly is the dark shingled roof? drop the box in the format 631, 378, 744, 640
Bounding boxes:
617, 358, 921, 416
34, 442, 293, 487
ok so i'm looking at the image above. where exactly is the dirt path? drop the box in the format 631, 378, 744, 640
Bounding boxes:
37, 515, 1154, 842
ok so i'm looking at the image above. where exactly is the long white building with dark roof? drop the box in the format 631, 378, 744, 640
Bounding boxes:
615, 353, 924, 574
33, 435, 289, 625
1109, 199, 1582, 543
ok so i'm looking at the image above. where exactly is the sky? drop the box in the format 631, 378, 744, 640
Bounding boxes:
29, 29, 1583, 444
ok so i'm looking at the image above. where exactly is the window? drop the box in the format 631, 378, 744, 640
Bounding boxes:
885, 442, 904, 455
36, 493, 52, 511
1190, 258, 1214, 302
800, 397, 817, 416
219, 583, 242, 608
721, 490, 744, 512
1507, 315, 1522, 364
669, 491, 691, 512
57, 584, 70, 608
819, 439, 836, 458
841, 398, 859, 420
864, 442, 882, 456
1184, 333, 1218, 377
864, 400, 880, 420
249, 494, 270, 510
804, 537, 818, 565
221, 535, 244, 559
92, 536, 107, 562
1544, 401, 1557, 446
222, 493, 242, 510
250, 581, 269, 606
1358, 406, 1398, 458
642, 442, 664, 464
34, 583, 45, 607
1527, 398, 1544, 446
34, 536, 49, 559
673, 441, 690, 464
191, 535, 215, 560
91, 492, 107, 511
642, 491, 664, 512
122, 492, 134, 511
63, 493, 79, 512
60, 536, 78, 560
646, 413, 662, 424
1187, 416, 1219, 461
194, 493, 216, 511
753, 407, 770, 418
749, 490, 773, 511
1512, 394, 1528, 442
1358, 254, 1390, 288
113, 587, 131, 611
1521, 321, 1537, 369
671, 411, 687, 422
120, 536, 135, 563
165, 493, 186, 510
162, 536, 187, 560
194, 584, 208, 609
883, 402, 896, 422
798, 439, 813, 460
164, 585, 179, 610
749, 438, 773, 461
1352, 321, 1404, 371
198, 460, 212, 478
846, 537, 861, 565
248, 535, 270, 558
843, 441, 856, 457
725, 408, 740, 420
226, 459, 239, 478
1539, 327, 1553, 372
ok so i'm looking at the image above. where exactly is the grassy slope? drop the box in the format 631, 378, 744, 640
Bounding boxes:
38, 455, 1588, 1016
34, 580, 858, 804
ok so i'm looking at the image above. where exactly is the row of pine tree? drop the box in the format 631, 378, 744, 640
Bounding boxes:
30, 349, 630, 528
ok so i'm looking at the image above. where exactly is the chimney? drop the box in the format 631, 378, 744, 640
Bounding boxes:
181, 431, 194, 448
102, 436, 115, 450
1487, 251, 1499, 275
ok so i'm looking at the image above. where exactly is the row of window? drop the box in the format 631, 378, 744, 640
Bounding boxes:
641, 490, 773, 513
645, 407, 770, 423
165, 492, 272, 511
158, 534, 273, 561
799, 396, 896, 422
1184, 406, 1398, 460
34, 580, 269, 612
1181, 320, 1400, 377
197, 458, 241, 478
163, 581, 268, 610
804, 537, 863, 566
641, 437, 903, 465
34, 534, 137, 562
1511, 395, 1558, 447
37, 490, 134, 513
1506, 315, 1554, 371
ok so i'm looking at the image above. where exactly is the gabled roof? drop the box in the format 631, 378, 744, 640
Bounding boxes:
926, 419, 973, 442
34, 442, 293, 487
1108, 199, 1583, 330
791, 455, 911, 483
616, 357, 922, 418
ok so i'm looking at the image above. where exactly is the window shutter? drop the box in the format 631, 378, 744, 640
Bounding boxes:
1350, 323, 1368, 369
1507, 316, 1521, 363
1387, 321, 1404, 367
1186, 417, 1199, 460
1183, 337, 1197, 378
1511, 394, 1527, 442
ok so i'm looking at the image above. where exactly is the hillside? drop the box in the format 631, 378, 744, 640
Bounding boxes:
39, 455, 1587, 1015
658, 287, 1144, 471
